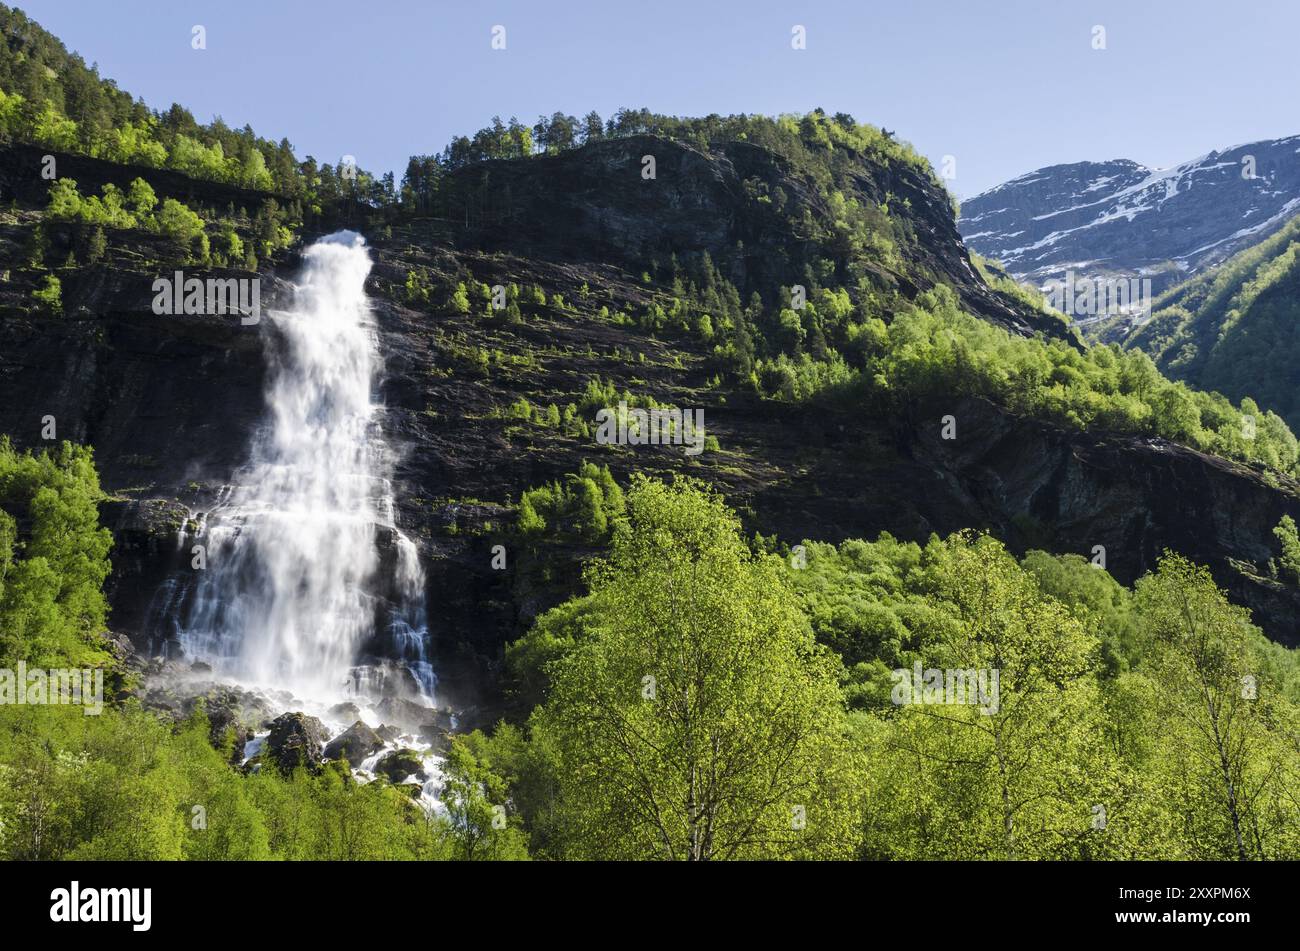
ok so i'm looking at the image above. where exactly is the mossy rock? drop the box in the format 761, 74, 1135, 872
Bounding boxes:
375, 748, 426, 784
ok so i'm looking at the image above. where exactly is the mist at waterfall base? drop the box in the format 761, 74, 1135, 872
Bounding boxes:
151, 231, 445, 802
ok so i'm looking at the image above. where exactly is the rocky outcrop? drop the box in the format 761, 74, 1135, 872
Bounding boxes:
418, 724, 452, 756
893, 396, 1300, 644
330, 701, 362, 720
137, 675, 275, 762
265, 713, 328, 773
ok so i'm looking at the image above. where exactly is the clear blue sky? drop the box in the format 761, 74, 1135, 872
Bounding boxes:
13, 0, 1300, 197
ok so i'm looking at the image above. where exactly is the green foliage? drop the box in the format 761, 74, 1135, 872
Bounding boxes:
1020, 550, 1137, 676
435, 106, 932, 182
1114, 214, 1300, 431
1129, 555, 1300, 859
214, 222, 244, 267
251, 198, 294, 258
0, 7, 392, 216
437, 736, 531, 860
783, 534, 927, 692
489, 478, 1300, 859
0, 6, 303, 194
515, 461, 624, 543
1275, 515, 1300, 582
816, 285, 1298, 474
31, 273, 61, 313
506, 396, 533, 421
44, 177, 210, 262
126, 177, 157, 216
0, 703, 478, 860
855, 532, 1123, 859
449, 281, 471, 315
46, 177, 138, 229
592, 238, 1296, 476
155, 197, 207, 258
83, 224, 107, 264
507, 476, 866, 859
403, 268, 432, 305
971, 251, 1064, 320
757, 350, 855, 401
0, 439, 112, 669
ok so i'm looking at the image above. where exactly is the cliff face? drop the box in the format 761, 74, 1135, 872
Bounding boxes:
442, 135, 1075, 343
3, 137, 1299, 721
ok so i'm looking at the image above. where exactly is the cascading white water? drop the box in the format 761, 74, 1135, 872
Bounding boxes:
177, 231, 431, 702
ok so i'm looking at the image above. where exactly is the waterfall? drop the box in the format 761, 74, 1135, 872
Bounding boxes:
175, 231, 432, 703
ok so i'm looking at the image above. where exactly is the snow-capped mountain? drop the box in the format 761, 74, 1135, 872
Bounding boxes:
959, 136, 1300, 296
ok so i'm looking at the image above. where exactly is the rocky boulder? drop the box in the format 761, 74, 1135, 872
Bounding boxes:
265, 712, 328, 773
323, 720, 386, 768
375, 748, 426, 784
329, 701, 362, 720
374, 697, 444, 732
418, 725, 453, 756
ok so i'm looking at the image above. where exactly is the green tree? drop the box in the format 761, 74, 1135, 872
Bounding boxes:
1274, 515, 1300, 582
571, 477, 606, 540
0, 439, 113, 668
449, 282, 471, 315
84, 225, 107, 265
31, 274, 62, 314
126, 177, 157, 217
1132, 554, 1299, 859
438, 737, 531, 860
517, 491, 546, 535
154, 198, 205, 259
863, 532, 1123, 860
530, 476, 865, 859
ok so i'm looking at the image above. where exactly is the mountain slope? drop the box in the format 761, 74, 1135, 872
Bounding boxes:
960, 137, 1300, 295
1095, 212, 1300, 430
415, 117, 1076, 344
